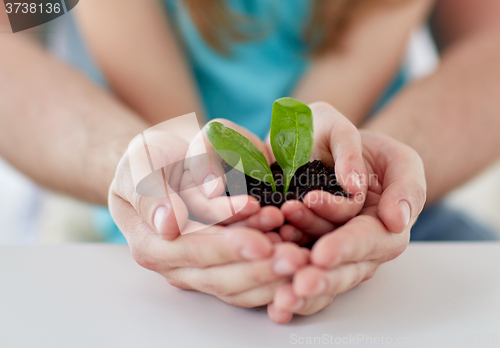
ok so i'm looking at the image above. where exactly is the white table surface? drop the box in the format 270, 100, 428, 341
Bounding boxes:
1, 243, 499, 348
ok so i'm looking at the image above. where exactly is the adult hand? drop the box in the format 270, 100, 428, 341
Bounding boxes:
108, 127, 308, 307
267, 129, 426, 323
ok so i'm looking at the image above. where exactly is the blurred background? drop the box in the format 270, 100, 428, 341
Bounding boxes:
1, 14, 499, 245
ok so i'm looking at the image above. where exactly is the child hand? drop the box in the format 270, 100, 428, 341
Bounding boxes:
272, 102, 369, 244
179, 118, 285, 238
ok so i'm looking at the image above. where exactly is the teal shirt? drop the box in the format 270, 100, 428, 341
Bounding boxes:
52, 1, 405, 243
164, 0, 312, 139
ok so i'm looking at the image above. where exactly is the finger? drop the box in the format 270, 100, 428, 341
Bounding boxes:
281, 200, 337, 237
273, 282, 334, 316
302, 190, 364, 225
152, 191, 189, 240
111, 155, 189, 241
273, 283, 305, 312
181, 119, 271, 224
184, 130, 227, 198
290, 295, 335, 316
192, 118, 272, 197
267, 303, 294, 324
218, 280, 289, 309
309, 102, 367, 196
180, 170, 260, 224
293, 262, 377, 298
311, 214, 409, 269
166, 243, 309, 297
279, 224, 303, 243
265, 232, 283, 244
279, 224, 313, 246
372, 137, 427, 234
230, 206, 284, 231
128, 223, 274, 271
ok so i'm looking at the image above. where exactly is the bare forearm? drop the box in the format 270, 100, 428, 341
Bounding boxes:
75, 0, 204, 125
0, 37, 147, 204
365, 29, 500, 202
293, 0, 433, 124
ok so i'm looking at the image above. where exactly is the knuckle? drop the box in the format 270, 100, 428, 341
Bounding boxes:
352, 263, 367, 286
337, 120, 358, 136
215, 288, 234, 298
310, 101, 335, 113
246, 266, 269, 285
400, 144, 426, 175
179, 245, 203, 268
404, 180, 427, 214
197, 273, 220, 295
114, 152, 131, 177
364, 268, 378, 281
391, 240, 409, 260
130, 248, 158, 271
164, 272, 191, 290
413, 184, 427, 212
198, 273, 235, 298
343, 265, 360, 291
132, 193, 146, 217
166, 279, 190, 290
344, 152, 363, 167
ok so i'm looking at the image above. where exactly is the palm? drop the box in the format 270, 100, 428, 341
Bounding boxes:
267, 129, 426, 323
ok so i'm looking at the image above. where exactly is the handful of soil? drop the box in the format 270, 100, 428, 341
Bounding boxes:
222, 160, 347, 208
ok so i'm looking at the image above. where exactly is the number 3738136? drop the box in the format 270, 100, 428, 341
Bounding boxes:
5, 2, 61, 14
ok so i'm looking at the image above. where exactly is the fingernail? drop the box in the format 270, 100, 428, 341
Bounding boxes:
202, 174, 218, 197
398, 200, 411, 227
240, 247, 263, 260
273, 259, 295, 275
291, 298, 305, 311
313, 279, 327, 296
291, 229, 300, 242
347, 171, 361, 191
153, 205, 170, 233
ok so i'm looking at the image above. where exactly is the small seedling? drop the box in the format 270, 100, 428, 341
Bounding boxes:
205, 97, 313, 193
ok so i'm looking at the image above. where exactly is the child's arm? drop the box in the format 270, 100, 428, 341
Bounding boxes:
74, 0, 204, 125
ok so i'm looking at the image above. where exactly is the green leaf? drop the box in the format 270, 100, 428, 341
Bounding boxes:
270, 97, 313, 193
205, 122, 276, 191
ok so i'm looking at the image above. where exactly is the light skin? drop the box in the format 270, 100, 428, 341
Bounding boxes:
108, 102, 424, 314
0, 0, 499, 323
269, 124, 426, 323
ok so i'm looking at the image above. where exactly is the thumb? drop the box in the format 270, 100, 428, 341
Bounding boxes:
112, 131, 190, 240
185, 129, 227, 198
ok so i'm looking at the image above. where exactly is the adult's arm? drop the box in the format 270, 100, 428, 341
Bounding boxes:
74, 0, 204, 125
293, 0, 433, 124
0, 5, 147, 204
365, 0, 500, 203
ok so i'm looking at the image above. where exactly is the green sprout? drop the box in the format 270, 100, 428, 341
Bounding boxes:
205, 97, 313, 193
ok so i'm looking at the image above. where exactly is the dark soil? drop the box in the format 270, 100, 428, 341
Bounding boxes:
222, 160, 347, 208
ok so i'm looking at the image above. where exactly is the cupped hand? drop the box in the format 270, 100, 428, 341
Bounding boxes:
179, 118, 285, 234
182, 103, 368, 241
273, 102, 369, 244
108, 126, 307, 308
268, 130, 426, 323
